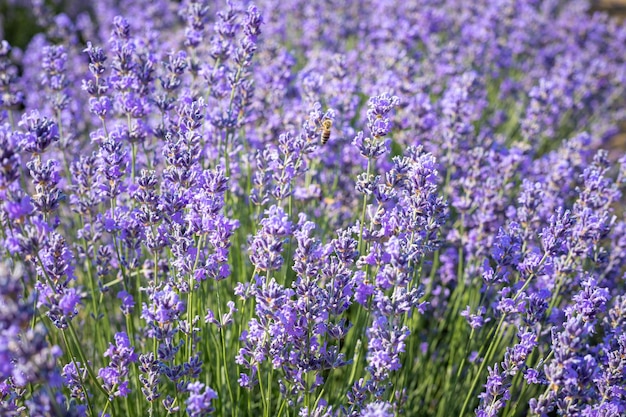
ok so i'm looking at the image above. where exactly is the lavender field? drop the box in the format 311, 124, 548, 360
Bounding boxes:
1, 0, 626, 416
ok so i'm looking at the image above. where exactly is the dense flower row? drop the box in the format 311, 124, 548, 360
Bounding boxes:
1, 0, 625, 416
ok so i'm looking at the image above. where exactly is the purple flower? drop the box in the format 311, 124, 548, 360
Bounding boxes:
0, 124, 21, 193
41, 45, 70, 113
4, 195, 33, 221
205, 300, 237, 329
461, 306, 490, 329
138, 352, 161, 402
248, 205, 293, 271
117, 290, 134, 314
18, 111, 59, 154
62, 362, 87, 401
142, 284, 185, 331
352, 132, 387, 160
58, 288, 81, 316
97, 127, 128, 199
360, 401, 395, 417
0, 41, 24, 114
89, 96, 112, 119
524, 368, 542, 385
366, 313, 410, 381
186, 382, 217, 417
0, 262, 63, 390
367, 94, 400, 118
99, 332, 137, 399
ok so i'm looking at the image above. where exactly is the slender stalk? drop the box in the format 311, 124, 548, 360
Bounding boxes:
216, 290, 236, 416
357, 158, 372, 255
458, 253, 547, 416
60, 329, 96, 417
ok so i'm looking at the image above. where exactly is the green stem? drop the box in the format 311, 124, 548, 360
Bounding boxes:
258, 363, 268, 417
217, 291, 236, 416
357, 158, 372, 255
60, 330, 96, 417
458, 253, 546, 417
67, 323, 111, 398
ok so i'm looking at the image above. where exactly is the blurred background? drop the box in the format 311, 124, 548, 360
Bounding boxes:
0, 0, 624, 52
593, 0, 626, 18
0, 0, 624, 149
592, 1, 626, 153
1, 0, 91, 49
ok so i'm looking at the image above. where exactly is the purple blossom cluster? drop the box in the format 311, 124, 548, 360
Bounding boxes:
0, 262, 84, 416
98, 331, 137, 399
238, 213, 354, 404
0, 0, 625, 417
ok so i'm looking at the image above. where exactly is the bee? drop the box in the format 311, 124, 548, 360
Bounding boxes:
320, 119, 332, 145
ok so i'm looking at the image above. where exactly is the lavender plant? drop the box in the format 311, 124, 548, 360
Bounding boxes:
1, 1, 626, 416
